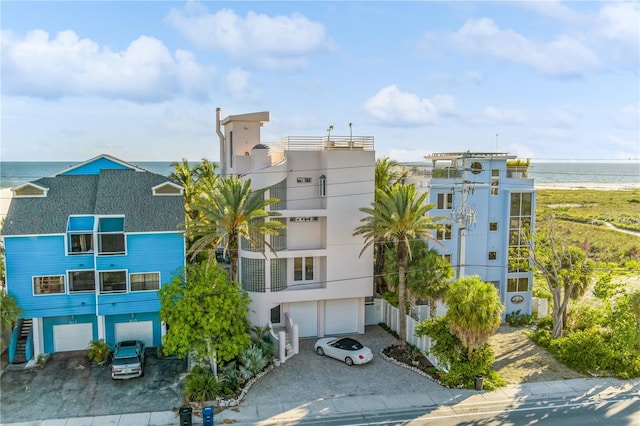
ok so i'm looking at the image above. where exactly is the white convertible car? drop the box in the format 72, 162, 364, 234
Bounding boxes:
314, 337, 373, 366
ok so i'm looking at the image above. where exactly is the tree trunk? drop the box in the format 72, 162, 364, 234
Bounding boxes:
551, 287, 563, 339
429, 298, 437, 319
398, 242, 407, 348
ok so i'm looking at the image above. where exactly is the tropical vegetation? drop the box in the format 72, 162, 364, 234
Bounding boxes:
354, 183, 439, 348
0, 289, 22, 350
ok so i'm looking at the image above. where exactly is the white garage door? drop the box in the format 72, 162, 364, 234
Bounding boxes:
288, 301, 318, 337
53, 323, 93, 352
325, 299, 358, 335
115, 321, 154, 347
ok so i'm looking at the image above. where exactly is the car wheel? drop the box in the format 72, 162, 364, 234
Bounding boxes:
345, 357, 354, 366
316, 347, 325, 356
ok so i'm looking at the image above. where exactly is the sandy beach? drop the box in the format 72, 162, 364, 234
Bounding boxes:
0, 188, 12, 223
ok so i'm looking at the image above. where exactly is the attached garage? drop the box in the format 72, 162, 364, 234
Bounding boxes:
325, 298, 358, 335
53, 323, 93, 352
288, 301, 318, 337
115, 321, 154, 347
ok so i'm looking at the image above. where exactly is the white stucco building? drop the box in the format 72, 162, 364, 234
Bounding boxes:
216, 109, 375, 340
406, 152, 536, 315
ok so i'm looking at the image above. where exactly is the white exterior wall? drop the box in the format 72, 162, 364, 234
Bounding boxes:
220, 111, 375, 337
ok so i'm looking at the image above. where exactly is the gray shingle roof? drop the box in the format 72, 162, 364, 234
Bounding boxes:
2, 169, 184, 236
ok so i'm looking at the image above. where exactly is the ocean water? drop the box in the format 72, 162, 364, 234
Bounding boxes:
0, 161, 639, 189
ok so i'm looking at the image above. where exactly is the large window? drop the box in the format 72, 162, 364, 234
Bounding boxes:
271, 180, 287, 210
98, 217, 125, 255
508, 192, 533, 273
241, 258, 265, 292
270, 219, 287, 251
99, 271, 127, 293
68, 270, 95, 292
507, 277, 529, 292
270, 258, 287, 292
33, 276, 65, 295
436, 224, 452, 241
130, 272, 160, 291
294, 257, 314, 281
437, 193, 453, 210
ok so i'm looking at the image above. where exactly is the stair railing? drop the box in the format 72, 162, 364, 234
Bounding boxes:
8, 319, 22, 364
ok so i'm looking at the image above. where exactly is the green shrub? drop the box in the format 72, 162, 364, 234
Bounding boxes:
566, 303, 605, 332
505, 310, 534, 327
536, 316, 553, 331
528, 328, 553, 349
184, 366, 223, 403
238, 344, 269, 380
550, 329, 615, 375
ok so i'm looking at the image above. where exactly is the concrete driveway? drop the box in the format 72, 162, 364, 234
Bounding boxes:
0, 325, 444, 424
0, 349, 187, 423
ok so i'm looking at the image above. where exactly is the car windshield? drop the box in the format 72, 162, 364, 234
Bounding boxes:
113, 356, 139, 365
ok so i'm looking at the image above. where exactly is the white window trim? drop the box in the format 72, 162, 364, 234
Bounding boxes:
129, 272, 161, 292
293, 257, 315, 282
67, 269, 97, 293
98, 270, 129, 294
33, 275, 65, 296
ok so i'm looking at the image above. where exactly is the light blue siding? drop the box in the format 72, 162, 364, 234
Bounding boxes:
61, 158, 131, 175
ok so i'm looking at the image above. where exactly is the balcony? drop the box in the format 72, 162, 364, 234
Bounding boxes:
271, 136, 374, 152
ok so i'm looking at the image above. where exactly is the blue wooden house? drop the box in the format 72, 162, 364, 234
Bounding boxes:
1, 155, 185, 363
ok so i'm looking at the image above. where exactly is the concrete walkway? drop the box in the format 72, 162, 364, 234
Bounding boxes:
2, 377, 639, 425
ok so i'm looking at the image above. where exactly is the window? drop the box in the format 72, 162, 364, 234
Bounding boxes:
68, 270, 95, 292
99, 271, 127, 293
33, 276, 65, 295
130, 272, 160, 291
491, 169, 500, 177
508, 192, 533, 272
491, 169, 499, 196
442, 254, 451, 264
98, 217, 125, 255
437, 193, 453, 210
69, 233, 93, 254
507, 277, 529, 292
270, 258, 287, 292
241, 258, 265, 292
436, 224, 452, 240
489, 222, 498, 231
270, 305, 281, 324
271, 180, 287, 210
296, 177, 312, 183
488, 251, 497, 261
294, 257, 314, 281
319, 175, 327, 197
271, 218, 287, 251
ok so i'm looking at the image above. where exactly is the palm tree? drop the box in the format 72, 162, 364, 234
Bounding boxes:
188, 176, 284, 282
372, 158, 409, 295
383, 240, 453, 319
354, 183, 438, 348
445, 275, 504, 359
0, 289, 22, 349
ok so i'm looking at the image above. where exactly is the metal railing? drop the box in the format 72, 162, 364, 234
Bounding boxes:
270, 136, 374, 152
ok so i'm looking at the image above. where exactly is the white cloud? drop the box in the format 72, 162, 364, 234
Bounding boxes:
166, 4, 328, 70
595, 2, 640, 63
516, 1, 588, 24
611, 104, 640, 130
451, 18, 599, 77
224, 68, 259, 101
363, 85, 456, 126
1, 29, 212, 102
484, 106, 526, 125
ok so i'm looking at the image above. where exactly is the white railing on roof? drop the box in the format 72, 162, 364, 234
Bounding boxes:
270, 136, 374, 152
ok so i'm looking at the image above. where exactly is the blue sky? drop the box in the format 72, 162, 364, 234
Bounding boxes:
2, 1, 639, 162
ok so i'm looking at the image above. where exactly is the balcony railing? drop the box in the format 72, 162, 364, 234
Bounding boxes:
271, 136, 374, 152
506, 167, 529, 179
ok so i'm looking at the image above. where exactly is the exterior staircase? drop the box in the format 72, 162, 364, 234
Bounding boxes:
12, 319, 32, 364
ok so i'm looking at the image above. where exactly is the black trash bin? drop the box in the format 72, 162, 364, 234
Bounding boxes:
474, 374, 484, 391
179, 406, 193, 426
202, 406, 214, 426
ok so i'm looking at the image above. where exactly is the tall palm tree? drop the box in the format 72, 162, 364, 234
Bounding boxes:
188, 176, 283, 282
445, 275, 504, 359
372, 158, 409, 295
354, 183, 438, 347
384, 240, 454, 319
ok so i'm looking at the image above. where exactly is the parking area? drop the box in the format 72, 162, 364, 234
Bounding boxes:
0, 350, 187, 423
0, 325, 444, 424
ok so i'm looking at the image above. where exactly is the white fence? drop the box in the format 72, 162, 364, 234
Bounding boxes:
365, 298, 445, 370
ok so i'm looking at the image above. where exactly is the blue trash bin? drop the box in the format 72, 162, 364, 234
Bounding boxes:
202, 406, 214, 426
